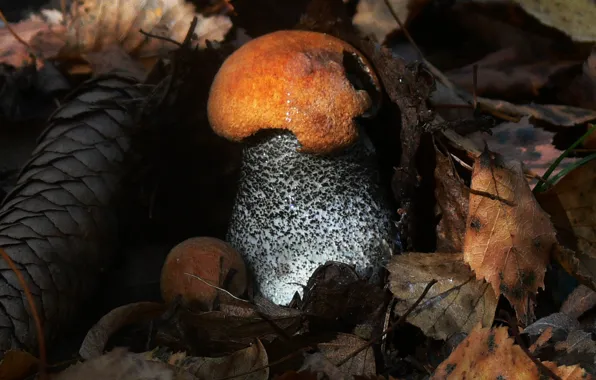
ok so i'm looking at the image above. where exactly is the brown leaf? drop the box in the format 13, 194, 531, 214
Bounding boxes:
172, 339, 269, 380
52, 348, 196, 380
561, 285, 596, 319
0, 350, 39, 380
539, 160, 596, 258
513, 0, 596, 42
447, 47, 579, 100
432, 325, 591, 379
463, 148, 557, 323
352, 0, 430, 42
467, 117, 579, 181
559, 46, 596, 111
477, 97, 596, 127
317, 334, 376, 377
434, 148, 468, 252
301, 262, 387, 328
388, 252, 497, 340
80, 302, 167, 360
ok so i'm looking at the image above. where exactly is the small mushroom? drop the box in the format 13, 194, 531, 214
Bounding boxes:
160, 237, 247, 310
207, 30, 394, 304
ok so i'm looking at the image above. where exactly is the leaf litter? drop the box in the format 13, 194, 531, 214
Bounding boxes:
2, 0, 596, 378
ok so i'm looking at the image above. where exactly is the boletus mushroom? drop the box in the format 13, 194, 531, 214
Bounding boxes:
207, 30, 394, 304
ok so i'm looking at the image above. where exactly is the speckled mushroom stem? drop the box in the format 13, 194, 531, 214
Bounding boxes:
226, 131, 394, 305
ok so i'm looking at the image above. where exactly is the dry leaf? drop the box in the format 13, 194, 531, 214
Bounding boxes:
352, 0, 430, 42
300, 353, 346, 380
53, 348, 196, 380
170, 339, 268, 380
463, 148, 557, 323
513, 0, 596, 42
477, 97, 596, 127
539, 160, 596, 258
467, 117, 579, 181
388, 252, 497, 340
432, 325, 591, 379
523, 313, 580, 341
318, 334, 376, 377
0, 350, 39, 380
80, 302, 167, 360
561, 285, 596, 319
434, 148, 468, 252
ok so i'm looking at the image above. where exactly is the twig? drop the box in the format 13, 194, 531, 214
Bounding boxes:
336, 279, 438, 366
0, 248, 47, 380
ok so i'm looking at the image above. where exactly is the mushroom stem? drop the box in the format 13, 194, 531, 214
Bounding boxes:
227, 130, 394, 304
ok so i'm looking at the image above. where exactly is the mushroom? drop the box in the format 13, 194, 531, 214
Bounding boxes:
207, 30, 394, 304
160, 237, 247, 310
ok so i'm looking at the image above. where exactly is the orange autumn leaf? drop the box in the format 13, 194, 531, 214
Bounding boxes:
463, 148, 557, 324
432, 325, 591, 380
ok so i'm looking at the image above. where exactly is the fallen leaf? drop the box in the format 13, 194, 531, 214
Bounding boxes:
299, 353, 345, 380
80, 302, 167, 360
538, 160, 596, 258
169, 339, 269, 380
513, 0, 596, 42
447, 47, 580, 100
561, 285, 596, 319
432, 325, 591, 379
434, 148, 468, 253
463, 148, 558, 323
301, 262, 387, 330
558, 46, 596, 112
352, 0, 430, 42
528, 326, 553, 354
0, 350, 39, 380
166, 299, 302, 354
523, 312, 580, 341
388, 252, 497, 340
317, 334, 376, 377
53, 348, 196, 380
467, 117, 579, 181
478, 97, 596, 127
555, 329, 596, 357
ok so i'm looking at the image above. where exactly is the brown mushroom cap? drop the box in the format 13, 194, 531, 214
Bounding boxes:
207, 30, 380, 154
160, 237, 247, 310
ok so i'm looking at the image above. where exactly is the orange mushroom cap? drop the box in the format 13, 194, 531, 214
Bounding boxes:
160, 237, 247, 310
207, 30, 381, 154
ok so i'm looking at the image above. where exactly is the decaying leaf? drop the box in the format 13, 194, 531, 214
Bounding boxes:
80, 302, 167, 360
539, 160, 596, 258
352, 0, 430, 42
561, 285, 596, 319
432, 325, 591, 379
513, 0, 596, 42
388, 252, 497, 340
0, 350, 39, 380
434, 148, 468, 253
523, 313, 580, 341
318, 334, 376, 377
467, 117, 579, 180
53, 348, 196, 380
152, 339, 269, 380
463, 148, 557, 323
477, 97, 596, 127
1, 0, 232, 71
